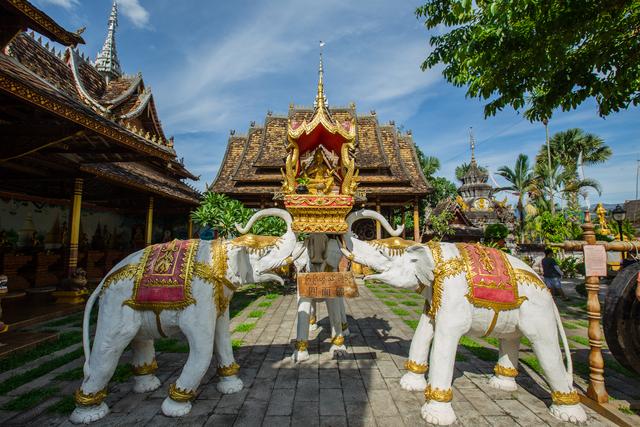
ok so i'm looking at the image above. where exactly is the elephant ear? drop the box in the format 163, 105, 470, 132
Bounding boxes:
406, 245, 434, 284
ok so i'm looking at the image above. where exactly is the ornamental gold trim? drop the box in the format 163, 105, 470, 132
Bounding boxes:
168, 383, 196, 402
101, 263, 139, 293
514, 269, 548, 292
493, 364, 518, 378
295, 340, 308, 351
551, 390, 580, 405
74, 388, 107, 406
309, 315, 317, 325
230, 234, 280, 255
331, 335, 345, 346
217, 362, 240, 377
425, 242, 466, 318
424, 384, 453, 402
193, 239, 234, 318
405, 360, 428, 374
132, 359, 158, 376
7, 0, 84, 46
370, 236, 417, 256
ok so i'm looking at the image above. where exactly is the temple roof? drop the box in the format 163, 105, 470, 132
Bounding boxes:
94, 1, 121, 83
210, 107, 430, 205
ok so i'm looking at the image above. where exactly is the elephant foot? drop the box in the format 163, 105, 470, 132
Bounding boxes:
133, 374, 161, 393
161, 397, 192, 417
489, 375, 518, 392
69, 402, 109, 424
330, 344, 348, 359
549, 404, 587, 424
217, 376, 243, 395
309, 323, 318, 332
291, 350, 309, 363
421, 401, 457, 426
400, 372, 427, 391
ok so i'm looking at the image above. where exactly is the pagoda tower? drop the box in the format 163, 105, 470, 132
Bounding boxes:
95, 0, 122, 83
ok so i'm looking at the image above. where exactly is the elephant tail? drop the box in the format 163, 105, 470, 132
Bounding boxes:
82, 278, 105, 377
552, 302, 573, 382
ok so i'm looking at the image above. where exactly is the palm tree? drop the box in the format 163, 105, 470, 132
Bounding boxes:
415, 146, 441, 178
496, 154, 535, 243
455, 162, 488, 182
532, 163, 602, 212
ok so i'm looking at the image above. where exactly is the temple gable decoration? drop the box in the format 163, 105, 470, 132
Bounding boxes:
281, 52, 361, 233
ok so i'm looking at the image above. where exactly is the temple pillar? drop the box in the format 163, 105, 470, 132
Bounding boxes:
145, 196, 154, 245
187, 217, 193, 239
376, 201, 381, 239
67, 178, 83, 275
413, 198, 420, 242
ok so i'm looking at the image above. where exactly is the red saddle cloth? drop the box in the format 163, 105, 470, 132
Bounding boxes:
456, 243, 525, 312
124, 239, 198, 311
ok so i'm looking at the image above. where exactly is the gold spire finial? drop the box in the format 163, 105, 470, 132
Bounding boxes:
315, 41, 327, 110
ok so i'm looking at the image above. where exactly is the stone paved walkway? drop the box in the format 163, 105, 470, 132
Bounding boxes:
2, 285, 621, 426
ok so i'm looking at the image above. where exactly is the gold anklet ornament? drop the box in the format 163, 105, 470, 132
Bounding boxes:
493, 364, 518, 378
168, 383, 196, 402
217, 362, 240, 377
404, 360, 428, 374
424, 384, 453, 402
331, 335, 345, 346
132, 359, 158, 376
551, 390, 580, 405
295, 340, 308, 351
74, 388, 107, 406
309, 315, 316, 325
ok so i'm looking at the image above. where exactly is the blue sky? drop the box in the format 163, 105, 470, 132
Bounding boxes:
35, 0, 639, 205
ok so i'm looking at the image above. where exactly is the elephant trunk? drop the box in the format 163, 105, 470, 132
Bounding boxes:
343, 209, 404, 251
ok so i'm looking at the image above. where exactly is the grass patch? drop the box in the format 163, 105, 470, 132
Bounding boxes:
0, 331, 82, 374
112, 364, 133, 383
456, 352, 468, 362
257, 301, 272, 308
408, 293, 423, 300
572, 319, 589, 327
404, 319, 419, 330
265, 293, 279, 300
400, 300, 419, 306
605, 356, 639, 378
573, 360, 590, 376
45, 313, 82, 327
391, 308, 410, 316
0, 347, 82, 395
458, 336, 498, 362
47, 396, 76, 415
562, 322, 580, 330
47, 395, 76, 414
483, 337, 500, 347
521, 355, 543, 375
618, 406, 638, 416
568, 335, 589, 346
231, 339, 244, 350
54, 366, 84, 381
520, 336, 532, 347
1, 386, 58, 411
248, 310, 265, 318
383, 300, 398, 307
414, 309, 423, 315
373, 292, 389, 299
155, 338, 189, 353
234, 323, 256, 333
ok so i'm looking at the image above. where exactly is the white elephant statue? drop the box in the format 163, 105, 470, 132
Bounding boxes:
70, 209, 302, 424
341, 209, 587, 426
291, 234, 350, 362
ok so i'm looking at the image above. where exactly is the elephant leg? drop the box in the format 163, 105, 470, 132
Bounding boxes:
131, 338, 161, 393
293, 296, 311, 363
489, 335, 520, 392
309, 299, 318, 331
70, 305, 140, 424
401, 312, 433, 391
522, 317, 587, 424
326, 298, 347, 358
161, 308, 215, 418
339, 297, 350, 336
421, 322, 465, 426
215, 307, 243, 394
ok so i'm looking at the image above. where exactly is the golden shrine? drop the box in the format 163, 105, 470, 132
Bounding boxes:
280, 53, 362, 233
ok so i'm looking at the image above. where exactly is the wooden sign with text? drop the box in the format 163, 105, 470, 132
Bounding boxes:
297, 272, 359, 299
583, 245, 607, 277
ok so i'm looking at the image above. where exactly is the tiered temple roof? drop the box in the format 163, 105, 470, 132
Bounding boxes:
0, 0, 199, 206
211, 107, 429, 207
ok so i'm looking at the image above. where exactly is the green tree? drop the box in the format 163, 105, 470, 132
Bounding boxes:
531, 163, 602, 214
427, 210, 455, 241
537, 128, 612, 174
496, 154, 534, 243
424, 176, 458, 207
416, 1, 640, 121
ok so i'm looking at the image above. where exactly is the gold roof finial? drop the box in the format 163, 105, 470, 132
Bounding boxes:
469, 127, 476, 163
315, 41, 327, 110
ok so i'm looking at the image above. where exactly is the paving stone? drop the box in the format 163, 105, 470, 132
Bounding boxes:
319, 388, 345, 416
214, 390, 249, 415
319, 369, 341, 389
319, 415, 347, 427
296, 378, 319, 402
234, 399, 268, 426
367, 389, 400, 417
205, 413, 237, 426
267, 389, 295, 416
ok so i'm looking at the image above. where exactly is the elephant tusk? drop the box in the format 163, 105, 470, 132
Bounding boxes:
340, 247, 355, 262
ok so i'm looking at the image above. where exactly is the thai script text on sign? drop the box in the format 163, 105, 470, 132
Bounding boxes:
298, 272, 359, 298
583, 245, 607, 277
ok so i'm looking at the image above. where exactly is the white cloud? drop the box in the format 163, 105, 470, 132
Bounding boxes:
39, 0, 79, 9
117, 0, 150, 28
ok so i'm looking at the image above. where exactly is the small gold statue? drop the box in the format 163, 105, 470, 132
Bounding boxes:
596, 203, 611, 235
303, 150, 335, 195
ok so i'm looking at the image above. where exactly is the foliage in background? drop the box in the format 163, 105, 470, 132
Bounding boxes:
558, 256, 580, 278
455, 161, 488, 182
416, 0, 640, 121
191, 193, 286, 238
526, 211, 582, 244
609, 219, 636, 241
496, 154, 534, 243
484, 223, 508, 243
427, 210, 454, 241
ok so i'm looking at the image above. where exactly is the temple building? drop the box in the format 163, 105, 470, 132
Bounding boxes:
0, 0, 199, 323
210, 54, 430, 241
